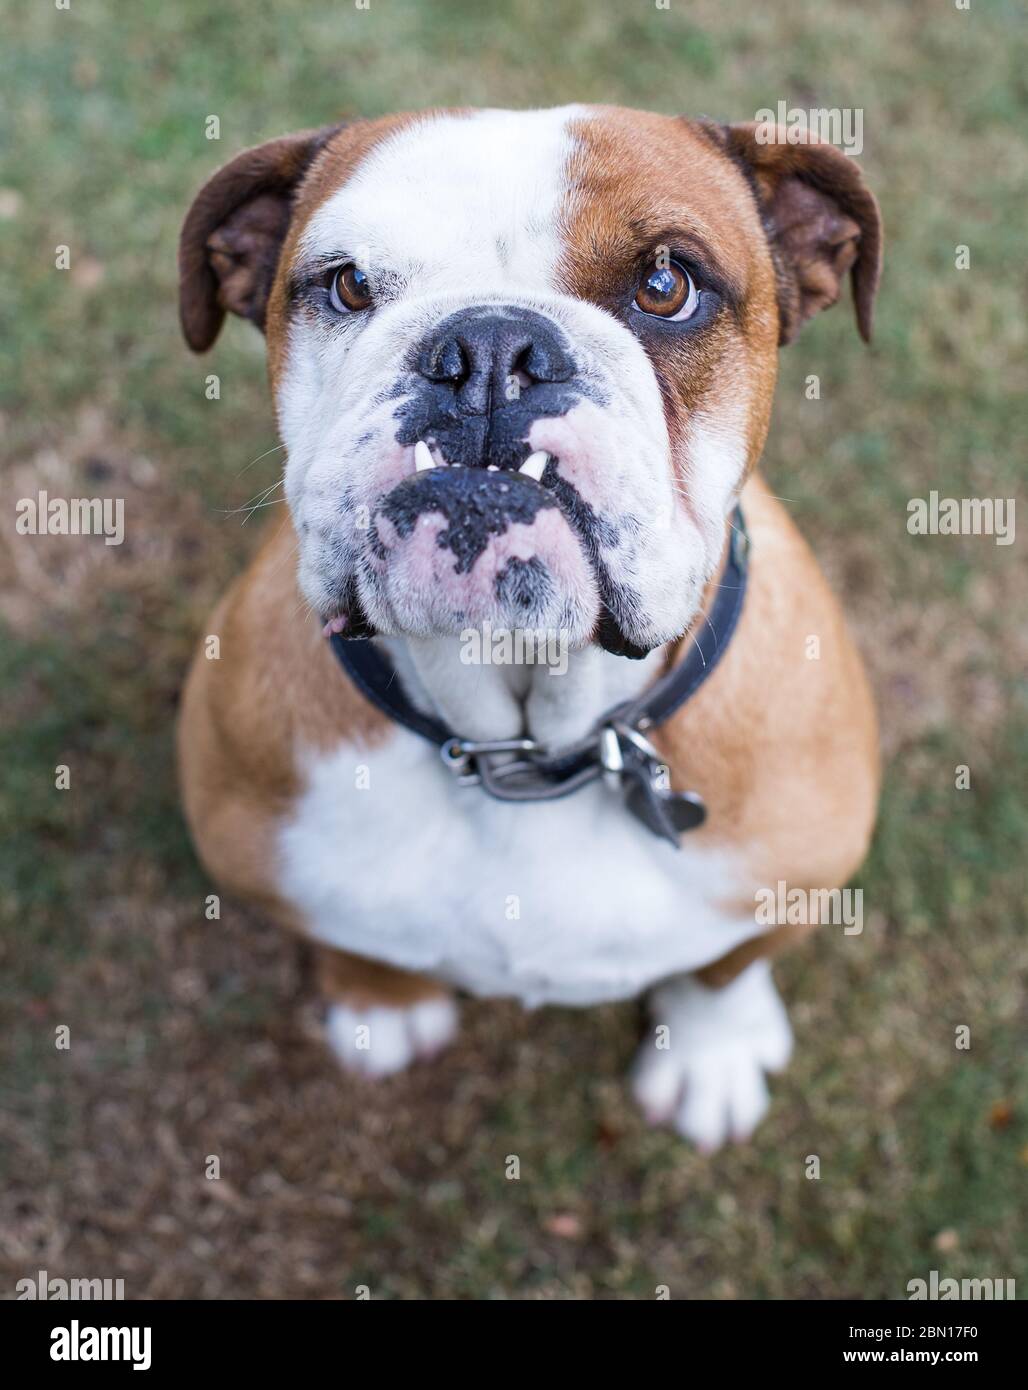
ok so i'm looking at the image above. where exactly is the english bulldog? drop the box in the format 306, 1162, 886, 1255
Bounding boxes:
177, 106, 881, 1149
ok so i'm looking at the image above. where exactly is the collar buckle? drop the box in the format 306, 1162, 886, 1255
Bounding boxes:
440, 735, 540, 785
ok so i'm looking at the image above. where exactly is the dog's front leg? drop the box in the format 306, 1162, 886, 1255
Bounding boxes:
317, 947, 458, 1079
631, 961, 793, 1151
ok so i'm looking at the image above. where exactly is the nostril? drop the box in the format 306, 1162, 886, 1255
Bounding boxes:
510, 343, 538, 382
514, 338, 573, 385
421, 337, 469, 384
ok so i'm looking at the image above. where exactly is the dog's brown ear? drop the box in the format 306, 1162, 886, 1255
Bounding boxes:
179, 125, 341, 352
719, 122, 882, 344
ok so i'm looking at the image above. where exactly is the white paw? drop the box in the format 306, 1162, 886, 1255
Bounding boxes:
325, 995, 458, 1078
631, 961, 792, 1151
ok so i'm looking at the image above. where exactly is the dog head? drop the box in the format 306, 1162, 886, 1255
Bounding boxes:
180, 106, 881, 656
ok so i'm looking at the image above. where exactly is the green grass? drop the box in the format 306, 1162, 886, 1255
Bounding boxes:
1, 0, 1026, 1299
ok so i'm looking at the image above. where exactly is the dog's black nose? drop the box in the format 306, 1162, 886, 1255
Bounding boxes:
399, 305, 580, 472
416, 306, 574, 413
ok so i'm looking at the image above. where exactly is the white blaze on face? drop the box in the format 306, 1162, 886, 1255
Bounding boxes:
300, 106, 580, 299
276, 106, 739, 649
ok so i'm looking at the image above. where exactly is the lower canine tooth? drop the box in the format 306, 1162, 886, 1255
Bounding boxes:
414, 441, 435, 472
520, 450, 549, 481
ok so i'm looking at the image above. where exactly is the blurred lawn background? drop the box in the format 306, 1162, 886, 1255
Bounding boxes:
1, 0, 1025, 1298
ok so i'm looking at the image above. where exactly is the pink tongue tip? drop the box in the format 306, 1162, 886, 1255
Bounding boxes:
322, 614, 348, 638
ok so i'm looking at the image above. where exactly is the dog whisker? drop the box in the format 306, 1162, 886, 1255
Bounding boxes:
219, 477, 286, 524
235, 442, 287, 477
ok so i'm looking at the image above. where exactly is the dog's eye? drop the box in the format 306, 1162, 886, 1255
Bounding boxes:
633, 261, 698, 321
329, 264, 373, 313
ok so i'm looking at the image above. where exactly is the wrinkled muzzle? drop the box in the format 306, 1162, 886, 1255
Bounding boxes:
350, 301, 621, 648
299, 293, 708, 659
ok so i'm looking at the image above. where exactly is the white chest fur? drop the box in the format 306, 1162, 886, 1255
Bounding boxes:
276, 640, 761, 1006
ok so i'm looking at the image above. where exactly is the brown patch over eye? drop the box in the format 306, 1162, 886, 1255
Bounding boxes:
331, 264, 373, 312
634, 261, 693, 318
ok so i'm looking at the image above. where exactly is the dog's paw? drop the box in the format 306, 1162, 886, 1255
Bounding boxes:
630, 962, 792, 1151
325, 995, 458, 1078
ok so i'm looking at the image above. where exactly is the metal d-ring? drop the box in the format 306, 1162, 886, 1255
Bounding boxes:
611, 720, 662, 764
598, 725, 625, 793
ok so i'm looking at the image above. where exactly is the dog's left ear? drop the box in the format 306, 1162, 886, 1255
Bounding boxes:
179, 124, 342, 352
718, 122, 882, 345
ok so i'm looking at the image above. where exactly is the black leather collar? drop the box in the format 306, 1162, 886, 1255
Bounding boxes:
329, 506, 749, 847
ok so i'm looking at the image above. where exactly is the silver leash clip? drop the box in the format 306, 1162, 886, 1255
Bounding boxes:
599, 720, 707, 843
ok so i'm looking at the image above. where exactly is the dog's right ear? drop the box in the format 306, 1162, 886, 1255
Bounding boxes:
178, 125, 342, 352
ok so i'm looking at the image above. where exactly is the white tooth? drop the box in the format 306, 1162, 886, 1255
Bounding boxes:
414, 440, 435, 472
520, 450, 549, 481
486, 464, 499, 472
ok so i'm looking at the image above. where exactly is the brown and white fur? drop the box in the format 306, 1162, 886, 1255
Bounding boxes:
177, 106, 881, 1150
